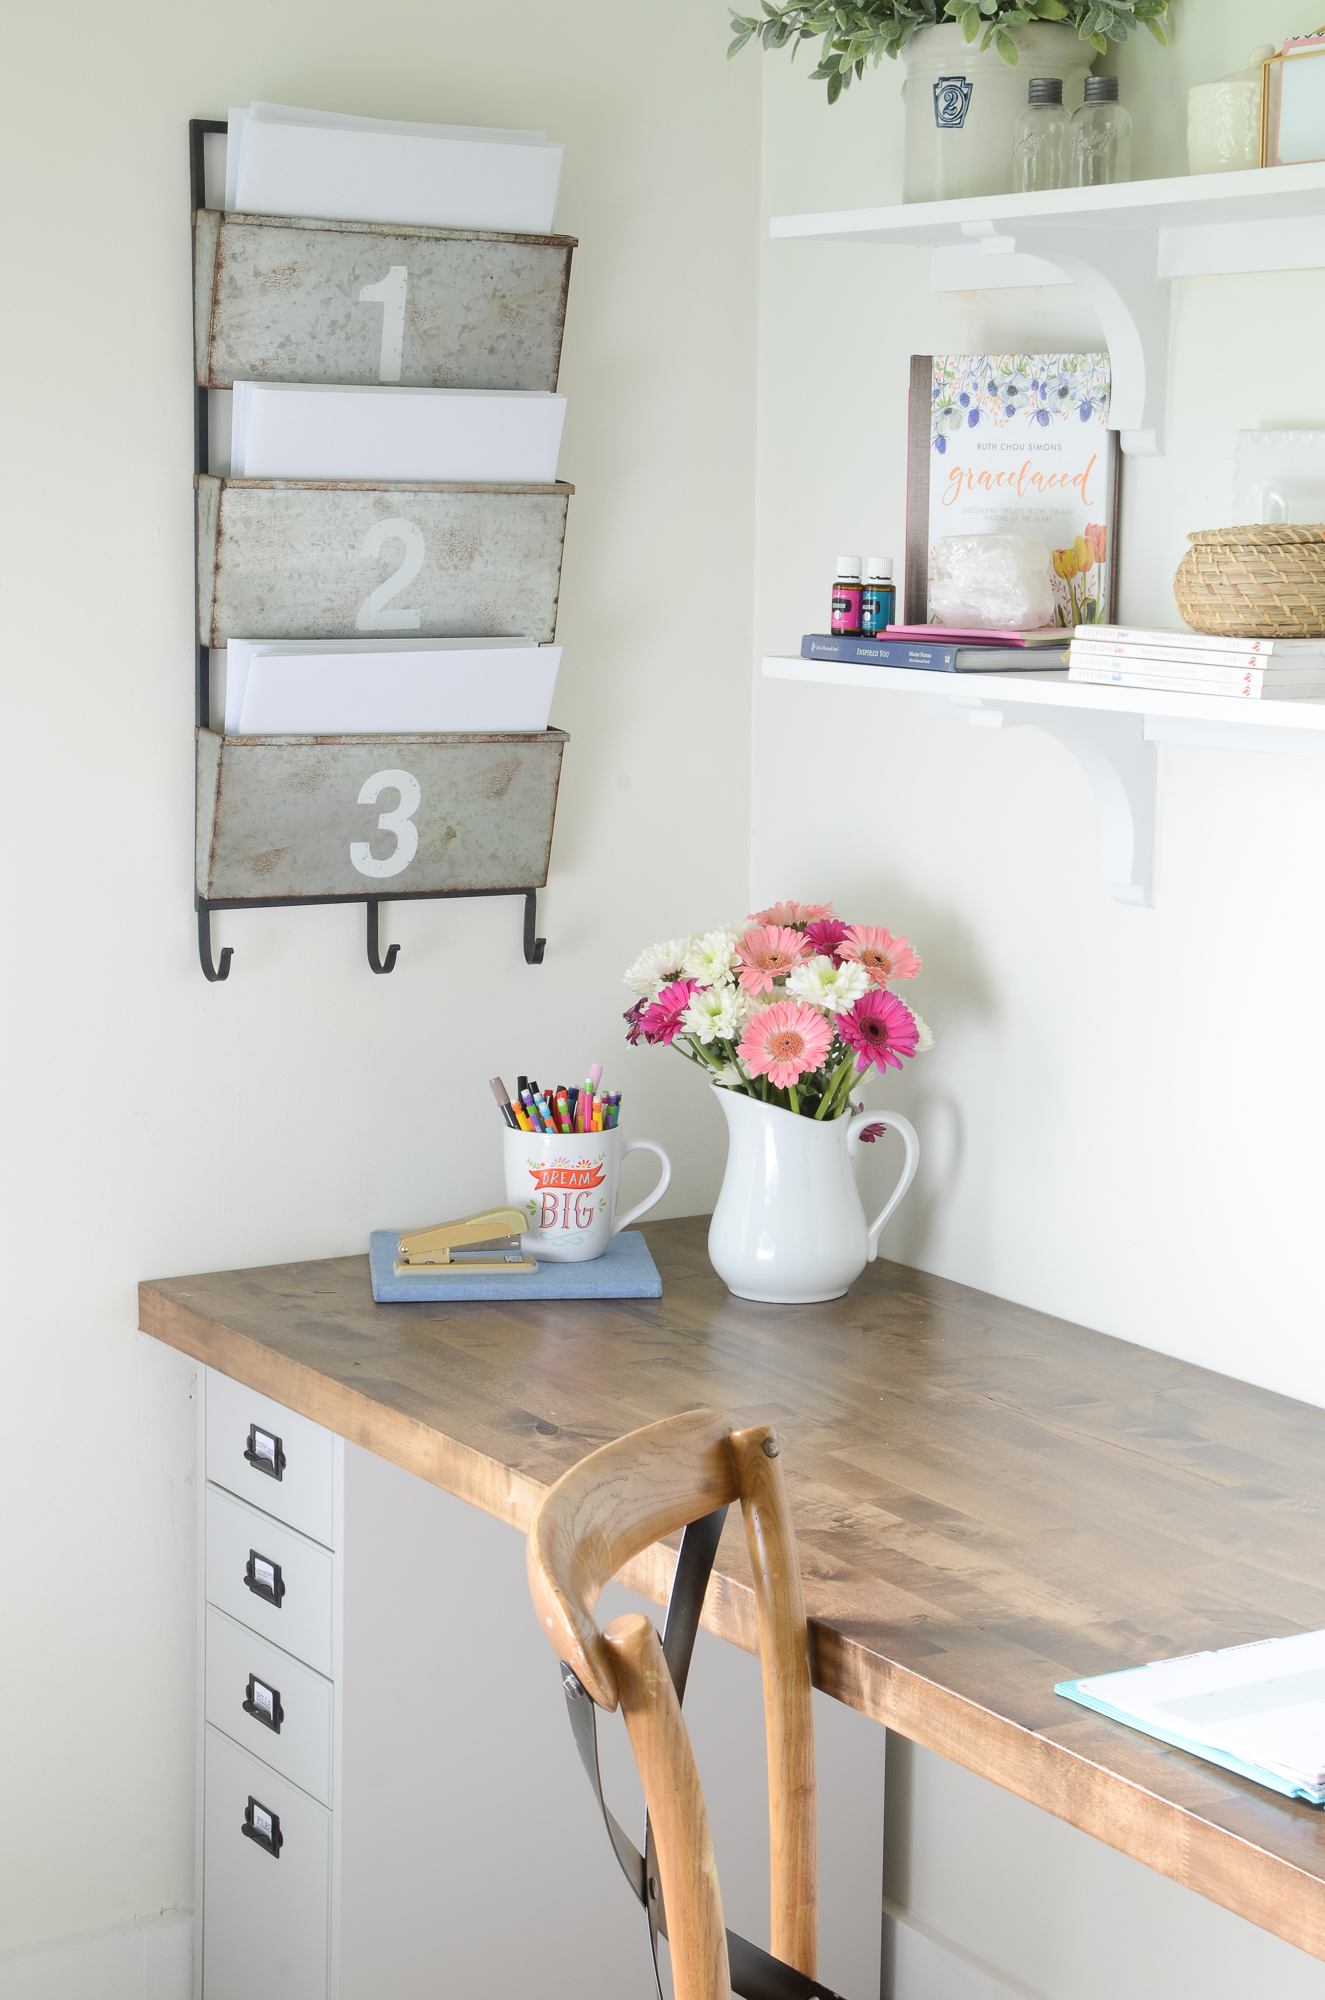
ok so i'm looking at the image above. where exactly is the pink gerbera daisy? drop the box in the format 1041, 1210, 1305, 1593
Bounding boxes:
838, 924, 921, 985
803, 917, 850, 964
639, 978, 697, 1045
739, 1001, 833, 1088
748, 900, 835, 930
835, 989, 920, 1073
734, 925, 810, 994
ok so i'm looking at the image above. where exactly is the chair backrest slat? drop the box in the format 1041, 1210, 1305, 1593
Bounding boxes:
527, 1406, 818, 2000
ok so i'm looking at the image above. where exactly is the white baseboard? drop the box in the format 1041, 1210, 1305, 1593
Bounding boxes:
0, 1913, 192, 2000
883, 1898, 1049, 2000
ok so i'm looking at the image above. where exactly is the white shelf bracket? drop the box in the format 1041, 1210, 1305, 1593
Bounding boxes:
941, 221, 1171, 457
948, 699, 1157, 905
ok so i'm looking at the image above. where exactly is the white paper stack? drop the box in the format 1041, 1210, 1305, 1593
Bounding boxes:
226, 102, 564, 233
1069, 625, 1325, 700
230, 382, 566, 483
220, 637, 560, 737
1059, 1628, 1325, 1803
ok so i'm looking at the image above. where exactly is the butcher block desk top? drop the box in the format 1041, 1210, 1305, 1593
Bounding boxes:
140, 1215, 1325, 1961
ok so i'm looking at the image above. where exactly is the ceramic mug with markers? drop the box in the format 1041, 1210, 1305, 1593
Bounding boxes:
503, 1128, 671, 1262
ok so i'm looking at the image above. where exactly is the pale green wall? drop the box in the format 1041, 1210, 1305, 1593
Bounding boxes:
0, 0, 759, 1953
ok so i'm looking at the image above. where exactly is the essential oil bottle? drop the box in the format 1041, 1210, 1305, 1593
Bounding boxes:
831, 556, 863, 634
860, 557, 895, 635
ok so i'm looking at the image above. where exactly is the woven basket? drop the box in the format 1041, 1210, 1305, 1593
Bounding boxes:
1174, 525, 1325, 638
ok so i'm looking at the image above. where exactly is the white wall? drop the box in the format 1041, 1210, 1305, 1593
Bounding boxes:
751, 2, 1325, 1995
0, 0, 759, 1961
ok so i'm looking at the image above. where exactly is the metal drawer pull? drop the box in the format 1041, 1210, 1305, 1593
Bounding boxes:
241, 1796, 283, 1858
243, 1424, 285, 1480
243, 1550, 286, 1606
242, 1673, 284, 1734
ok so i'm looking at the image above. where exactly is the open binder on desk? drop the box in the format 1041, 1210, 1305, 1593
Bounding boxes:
1058, 1628, 1325, 1804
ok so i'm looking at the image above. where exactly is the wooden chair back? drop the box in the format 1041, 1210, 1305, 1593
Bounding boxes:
527, 1407, 817, 2000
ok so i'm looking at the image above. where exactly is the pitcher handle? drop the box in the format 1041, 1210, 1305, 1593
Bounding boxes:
613, 1139, 672, 1234
847, 1110, 920, 1262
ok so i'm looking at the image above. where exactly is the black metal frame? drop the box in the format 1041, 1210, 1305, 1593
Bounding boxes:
243, 1550, 285, 1607
243, 1673, 285, 1734
241, 1795, 284, 1857
559, 1510, 847, 2000
243, 1424, 285, 1480
188, 119, 551, 981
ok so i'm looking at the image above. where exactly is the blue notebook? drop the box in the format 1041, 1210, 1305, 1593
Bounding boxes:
369, 1227, 662, 1303
1057, 1628, 1325, 1805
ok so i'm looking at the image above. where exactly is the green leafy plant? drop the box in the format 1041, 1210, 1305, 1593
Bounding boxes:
728, 0, 1169, 102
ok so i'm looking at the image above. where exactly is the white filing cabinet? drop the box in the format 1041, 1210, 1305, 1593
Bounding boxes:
195, 1365, 887, 2000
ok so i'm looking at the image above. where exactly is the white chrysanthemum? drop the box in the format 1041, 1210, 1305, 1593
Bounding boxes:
623, 937, 693, 995
786, 954, 869, 1014
911, 1011, 935, 1053
682, 982, 745, 1046
713, 1058, 751, 1089
682, 927, 741, 986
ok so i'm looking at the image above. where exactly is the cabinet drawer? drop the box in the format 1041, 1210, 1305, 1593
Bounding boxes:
206, 1484, 334, 1677
206, 1368, 336, 1547
206, 1606, 333, 1806
203, 1725, 329, 2000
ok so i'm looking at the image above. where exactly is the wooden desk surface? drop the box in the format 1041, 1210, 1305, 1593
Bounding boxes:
140, 1216, 1325, 1961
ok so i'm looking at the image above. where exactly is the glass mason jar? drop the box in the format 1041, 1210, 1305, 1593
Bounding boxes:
1013, 76, 1069, 192
1071, 74, 1132, 186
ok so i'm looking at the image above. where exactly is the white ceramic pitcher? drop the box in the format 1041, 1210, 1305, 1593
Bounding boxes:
707, 1085, 920, 1305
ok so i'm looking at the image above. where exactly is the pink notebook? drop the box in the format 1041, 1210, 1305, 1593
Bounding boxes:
886, 624, 1067, 647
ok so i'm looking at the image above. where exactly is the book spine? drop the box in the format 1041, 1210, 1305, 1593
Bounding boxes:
1069, 666, 1264, 698
1070, 639, 1288, 672
1071, 656, 1268, 686
1081, 625, 1283, 656
802, 636, 959, 669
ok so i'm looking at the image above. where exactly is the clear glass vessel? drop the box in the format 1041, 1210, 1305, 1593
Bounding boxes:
1071, 75, 1132, 187
1013, 77, 1069, 193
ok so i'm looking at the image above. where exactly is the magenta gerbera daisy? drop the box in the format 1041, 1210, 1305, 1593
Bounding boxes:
748, 899, 835, 929
639, 978, 697, 1045
734, 924, 810, 994
838, 924, 921, 985
835, 989, 920, 1073
803, 917, 850, 964
738, 1001, 833, 1088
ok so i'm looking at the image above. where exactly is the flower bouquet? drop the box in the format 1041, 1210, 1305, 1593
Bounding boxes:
623, 899, 932, 1122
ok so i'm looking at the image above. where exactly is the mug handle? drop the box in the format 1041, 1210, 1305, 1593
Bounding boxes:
613, 1140, 672, 1234
847, 1110, 920, 1262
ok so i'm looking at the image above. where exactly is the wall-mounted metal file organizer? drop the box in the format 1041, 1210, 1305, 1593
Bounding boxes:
190, 118, 577, 981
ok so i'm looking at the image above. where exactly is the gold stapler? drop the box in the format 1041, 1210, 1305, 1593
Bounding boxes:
394, 1206, 537, 1277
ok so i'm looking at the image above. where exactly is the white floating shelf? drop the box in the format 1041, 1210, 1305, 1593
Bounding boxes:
770, 163, 1325, 457
763, 656, 1325, 909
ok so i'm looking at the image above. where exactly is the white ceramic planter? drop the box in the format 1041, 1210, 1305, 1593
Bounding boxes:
901, 22, 1095, 202
707, 1086, 920, 1305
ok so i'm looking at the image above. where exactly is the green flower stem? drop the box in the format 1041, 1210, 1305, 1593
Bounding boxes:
788, 1084, 800, 1115
814, 1054, 857, 1120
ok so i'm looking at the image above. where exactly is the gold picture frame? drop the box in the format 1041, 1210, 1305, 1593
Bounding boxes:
1261, 34, 1325, 169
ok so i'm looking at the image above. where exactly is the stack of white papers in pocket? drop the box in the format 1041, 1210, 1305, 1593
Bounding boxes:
230, 382, 566, 483
226, 102, 563, 233
221, 637, 560, 736
1058, 1628, 1325, 1803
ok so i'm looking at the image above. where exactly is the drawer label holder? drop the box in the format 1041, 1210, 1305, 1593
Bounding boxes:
243, 1550, 286, 1607
242, 1796, 284, 1858
243, 1424, 286, 1481
242, 1672, 284, 1734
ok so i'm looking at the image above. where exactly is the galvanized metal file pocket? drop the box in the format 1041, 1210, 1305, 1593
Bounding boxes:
195, 210, 575, 392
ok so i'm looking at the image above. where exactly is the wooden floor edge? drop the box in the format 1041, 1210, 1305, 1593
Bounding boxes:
139, 1280, 1325, 1964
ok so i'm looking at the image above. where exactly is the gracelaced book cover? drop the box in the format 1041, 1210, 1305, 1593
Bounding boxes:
905, 353, 1121, 629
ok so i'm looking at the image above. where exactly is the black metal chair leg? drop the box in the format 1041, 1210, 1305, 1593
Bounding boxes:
524, 889, 546, 965
366, 900, 400, 974
198, 903, 232, 982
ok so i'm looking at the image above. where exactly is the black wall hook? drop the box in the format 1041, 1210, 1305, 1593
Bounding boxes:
366, 899, 400, 974
198, 903, 233, 981
524, 890, 546, 965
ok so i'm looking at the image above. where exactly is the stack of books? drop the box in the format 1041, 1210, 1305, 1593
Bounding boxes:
1068, 626, 1325, 701
802, 627, 1069, 672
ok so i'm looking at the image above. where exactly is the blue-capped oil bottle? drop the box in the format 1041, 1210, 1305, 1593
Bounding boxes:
860, 557, 895, 635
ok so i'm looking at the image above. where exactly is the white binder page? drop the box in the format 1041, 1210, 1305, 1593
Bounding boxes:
223, 637, 559, 737
229, 382, 566, 483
